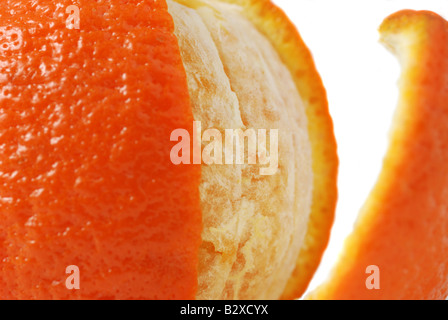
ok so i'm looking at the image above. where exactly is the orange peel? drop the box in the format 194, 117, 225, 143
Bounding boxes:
0, 0, 202, 300
311, 10, 448, 300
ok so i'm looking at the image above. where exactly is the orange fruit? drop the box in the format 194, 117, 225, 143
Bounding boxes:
311, 10, 448, 300
0, 0, 338, 299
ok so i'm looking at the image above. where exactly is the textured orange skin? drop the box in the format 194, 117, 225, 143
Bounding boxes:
312, 10, 448, 300
221, 0, 338, 299
0, 0, 202, 299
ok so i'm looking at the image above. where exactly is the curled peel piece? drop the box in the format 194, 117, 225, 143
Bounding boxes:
312, 10, 448, 300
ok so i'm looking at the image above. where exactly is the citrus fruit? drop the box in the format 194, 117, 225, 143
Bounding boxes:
0, 0, 337, 300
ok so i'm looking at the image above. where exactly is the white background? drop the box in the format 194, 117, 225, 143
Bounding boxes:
272, 0, 448, 296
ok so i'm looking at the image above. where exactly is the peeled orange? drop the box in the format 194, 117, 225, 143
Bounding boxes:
0, 0, 338, 299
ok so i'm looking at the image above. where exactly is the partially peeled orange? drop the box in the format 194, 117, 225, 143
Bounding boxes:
2, 1, 446, 301
0, 0, 338, 299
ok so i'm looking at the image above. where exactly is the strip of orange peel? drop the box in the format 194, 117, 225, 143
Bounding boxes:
311, 10, 448, 300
